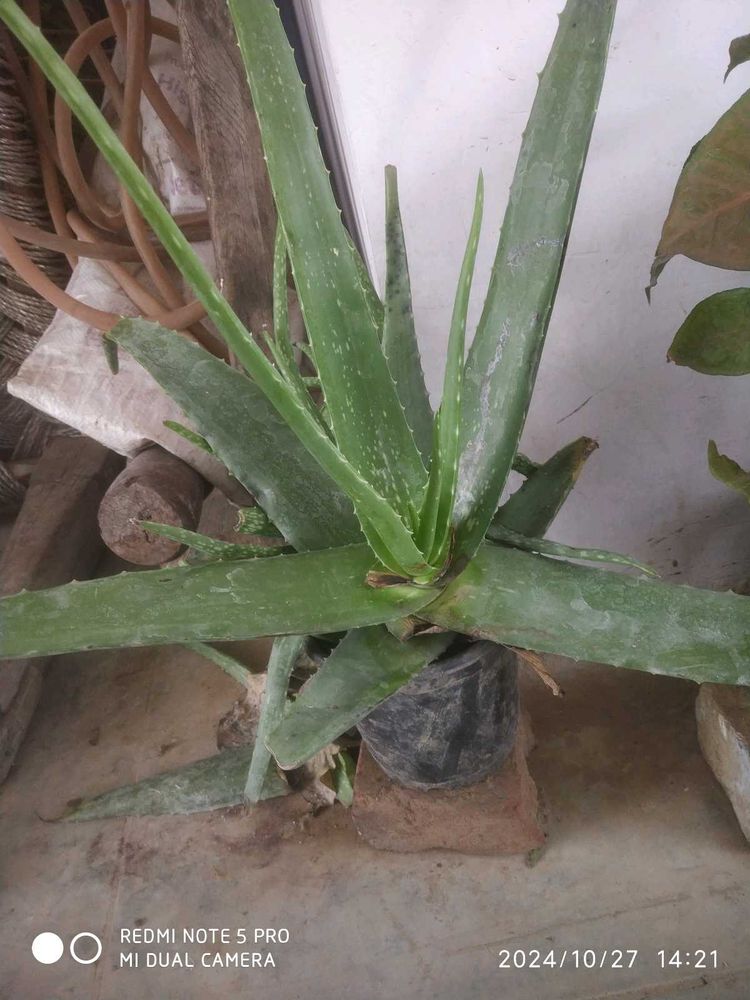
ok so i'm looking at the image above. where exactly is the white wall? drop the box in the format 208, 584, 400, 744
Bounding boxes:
312, 0, 750, 586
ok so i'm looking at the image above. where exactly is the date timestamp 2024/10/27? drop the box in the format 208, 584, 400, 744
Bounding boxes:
497, 949, 719, 971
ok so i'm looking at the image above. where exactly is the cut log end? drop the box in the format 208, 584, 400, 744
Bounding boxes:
98, 445, 208, 565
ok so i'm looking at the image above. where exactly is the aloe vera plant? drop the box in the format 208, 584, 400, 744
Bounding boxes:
650, 31, 750, 498
2, 0, 750, 816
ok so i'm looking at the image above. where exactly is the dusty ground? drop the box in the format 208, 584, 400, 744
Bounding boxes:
1, 632, 749, 998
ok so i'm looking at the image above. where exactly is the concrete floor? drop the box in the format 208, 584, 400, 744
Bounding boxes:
1, 638, 749, 999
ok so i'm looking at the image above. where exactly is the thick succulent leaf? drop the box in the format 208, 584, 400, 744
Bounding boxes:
63, 747, 288, 820
382, 165, 433, 461
649, 90, 750, 289
486, 524, 657, 576
102, 337, 119, 374
267, 626, 452, 769
454, 0, 616, 563
0, 3, 425, 578
245, 634, 305, 802
392, 436, 596, 648
0, 545, 439, 660
236, 506, 282, 537
493, 436, 598, 537
333, 751, 356, 807
141, 522, 285, 560
421, 173, 485, 566
424, 542, 750, 686
511, 452, 540, 478
668, 288, 750, 375
229, 0, 427, 523
183, 642, 253, 686
726, 33, 750, 81
114, 320, 359, 551
268, 222, 327, 431
708, 439, 750, 502
163, 420, 213, 454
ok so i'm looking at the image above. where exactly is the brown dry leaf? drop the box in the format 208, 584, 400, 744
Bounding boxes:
514, 647, 564, 697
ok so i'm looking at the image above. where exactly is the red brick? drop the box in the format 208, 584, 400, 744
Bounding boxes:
352, 711, 544, 855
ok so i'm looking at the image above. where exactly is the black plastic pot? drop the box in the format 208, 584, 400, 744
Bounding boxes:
357, 640, 519, 790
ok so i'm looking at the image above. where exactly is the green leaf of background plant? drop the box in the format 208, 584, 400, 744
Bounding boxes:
0, 545, 439, 660
454, 0, 616, 565
382, 165, 433, 461
424, 542, 750, 686
63, 747, 288, 820
267, 626, 452, 769
708, 439, 750, 502
649, 90, 750, 289
725, 32, 750, 81
493, 436, 598, 537
668, 288, 750, 375
229, 0, 428, 524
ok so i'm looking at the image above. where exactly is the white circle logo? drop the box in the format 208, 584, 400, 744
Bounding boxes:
70, 932, 103, 965
31, 932, 64, 965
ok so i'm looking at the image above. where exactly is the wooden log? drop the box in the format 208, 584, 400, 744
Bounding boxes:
0, 436, 121, 782
177, 0, 276, 339
98, 444, 209, 565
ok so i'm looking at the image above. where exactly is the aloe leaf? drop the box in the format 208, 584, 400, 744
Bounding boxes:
183, 642, 254, 686
333, 750, 356, 807
511, 453, 540, 478
493, 436, 598, 537
0, 545, 439, 660
421, 173, 484, 566
102, 337, 119, 375
268, 222, 329, 432
725, 33, 750, 81
649, 90, 750, 289
0, 3, 426, 578
245, 634, 305, 802
163, 420, 213, 454
486, 524, 657, 576
668, 288, 750, 375
267, 626, 451, 769
140, 521, 285, 560
114, 322, 357, 552
708, 440, 750, 502
390, 436, 594, 643
114, 323, 429, 577
63, 747, 288, 821
382, 165, 433, 461
228, 0, 428, 524
235, 506, 283, 537
454, 0, 616, 563
116, 326, 426, 580
424, 542, 750, 686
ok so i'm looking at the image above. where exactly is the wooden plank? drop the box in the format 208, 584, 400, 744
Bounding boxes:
0, 436, 121, 779
177, 0, 276, 338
